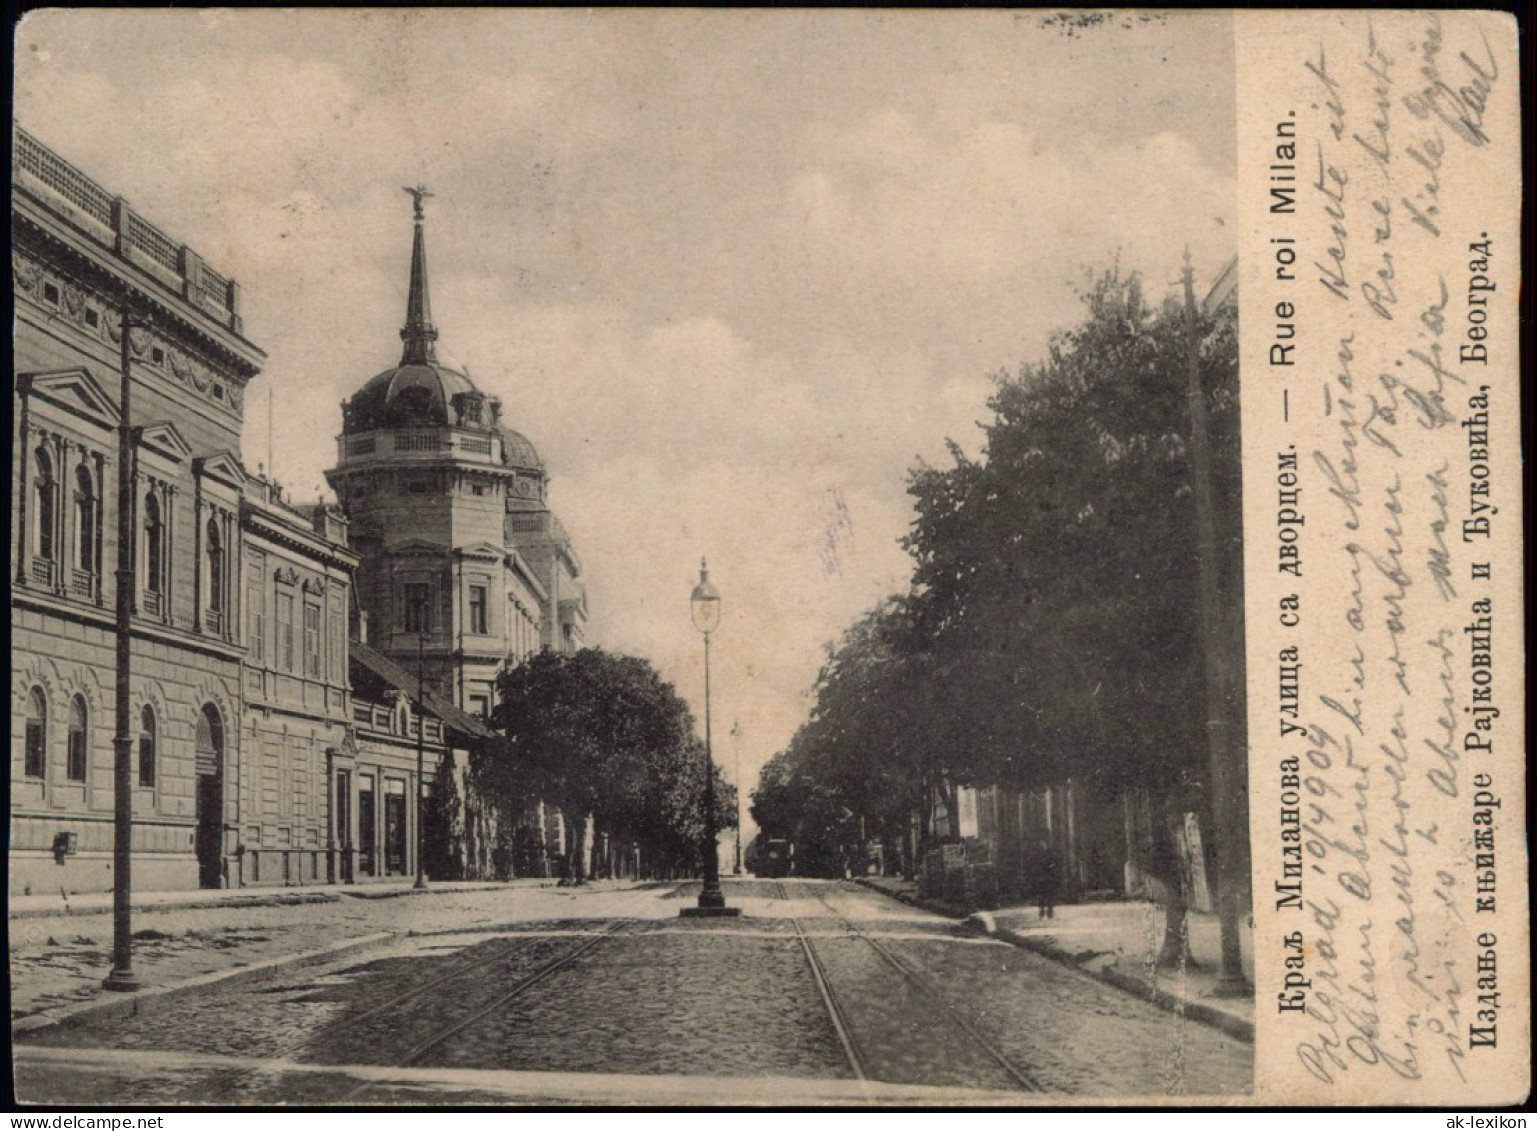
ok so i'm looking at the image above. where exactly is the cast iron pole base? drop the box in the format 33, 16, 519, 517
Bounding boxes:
102, 968, 142, 993
681, 881, 740, 917
1210, 972, 1253, 998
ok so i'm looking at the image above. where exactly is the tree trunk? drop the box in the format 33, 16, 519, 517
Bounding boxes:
571, 813, 592, 883
1154, 800, 1197, 970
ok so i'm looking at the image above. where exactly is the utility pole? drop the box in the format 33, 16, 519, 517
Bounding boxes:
1182, 254, 1249, 996
104, 309, 145, 992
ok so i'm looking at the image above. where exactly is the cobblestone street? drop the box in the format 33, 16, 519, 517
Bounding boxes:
13, 880, 1252, 1104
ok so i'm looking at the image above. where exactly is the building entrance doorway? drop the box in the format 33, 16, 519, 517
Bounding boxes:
358, 777, 376, 877
194, 705, 225, 889
384, 779, 408, 875
335, 769, 353, 883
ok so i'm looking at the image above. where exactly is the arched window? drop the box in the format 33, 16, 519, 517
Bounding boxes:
138, 705, 157, 788
66, 695, 88, 782
195, 703, 224, 776
143, 493, 164, 605
75, 465, 97, 575
24, 688, 47, 779
34, 448, 55, 563
206, 519, 224, 620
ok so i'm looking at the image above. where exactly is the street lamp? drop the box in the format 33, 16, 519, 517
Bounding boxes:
680, 558, 740, 918
104, 308, 147, 992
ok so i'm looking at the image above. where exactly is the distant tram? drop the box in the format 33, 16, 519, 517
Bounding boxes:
750, 838, 794, 878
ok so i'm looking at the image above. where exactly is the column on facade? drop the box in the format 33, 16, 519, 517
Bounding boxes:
92, 448, 108, 607
227, 509, 238, 641
232, 509, 244, 647
52, 434, 70, 595
135, 471, 148, 611
225, 507, 238, 643
15, 416, 31, 585
163, 484, 177, 626
193, 489, 205, 631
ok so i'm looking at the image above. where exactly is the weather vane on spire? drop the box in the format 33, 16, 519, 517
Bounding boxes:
403, 183, 433, 222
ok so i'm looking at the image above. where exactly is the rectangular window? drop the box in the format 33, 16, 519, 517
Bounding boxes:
67, 728, 87, 782
278, 593, 295, 672
469, 585, 488, 635
329, 612, 345, 682
404, 583, 430, 633
469, 693, 490, 719
304, 604, 321, 678
249, 586, 265, 662
25, 718, 45, 779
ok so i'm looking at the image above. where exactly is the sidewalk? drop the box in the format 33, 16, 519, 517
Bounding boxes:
9, 878, 650, 1026
858, 875, 1254, 1042
8, 877, 534, 920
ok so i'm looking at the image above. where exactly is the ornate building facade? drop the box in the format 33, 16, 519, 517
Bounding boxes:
12, 128, 594, 894
325, 191, 590, 878
10, 126, 463, 894
325, 190, 586, 717
12, 125, 264, 893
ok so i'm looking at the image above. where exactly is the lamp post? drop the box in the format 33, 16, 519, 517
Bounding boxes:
104, 309, 146, 992
680, 559, 740, 918
414, 598, 428, 890
1182, 255, 1248, 996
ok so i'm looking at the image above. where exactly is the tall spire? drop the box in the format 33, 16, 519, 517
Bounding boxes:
400, 184, 438, 364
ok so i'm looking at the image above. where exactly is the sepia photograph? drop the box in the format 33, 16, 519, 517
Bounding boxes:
16, 7, 1515, 1110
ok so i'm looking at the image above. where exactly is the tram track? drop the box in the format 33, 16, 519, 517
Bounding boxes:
787, 880, 1041, 1093
276, 922, 630, 1069
328, 919, 633, 1100
790, 916, 866, 1081
393, 922, 629, 1067
280, 934, 526, 1060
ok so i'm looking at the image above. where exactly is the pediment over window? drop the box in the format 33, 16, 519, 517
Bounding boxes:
390, 539, 446, 558
193, 450, 248, 490
456, 541, 506, 563
21, 367, 120, 431
134, 421, 192, 465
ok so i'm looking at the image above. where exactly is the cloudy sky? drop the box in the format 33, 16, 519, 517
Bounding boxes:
16, 10, 1235, 833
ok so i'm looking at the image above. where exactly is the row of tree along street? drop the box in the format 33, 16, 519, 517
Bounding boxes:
751, 264, 1249, 969
425, 648, 736, 885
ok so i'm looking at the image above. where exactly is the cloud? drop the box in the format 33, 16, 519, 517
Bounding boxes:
15, 9, 1236, 803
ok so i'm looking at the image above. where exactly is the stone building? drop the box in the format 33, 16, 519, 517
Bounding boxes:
11, 127, 595, 894
325, 190, 586, 716
9, 125, 464, 894
12, 124, 263, 893
325, 193, 591, 879
345, 641, 494, 883
235, 481, 358, 887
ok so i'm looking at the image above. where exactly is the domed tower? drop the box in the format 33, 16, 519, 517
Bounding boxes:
326, 187, 579, 718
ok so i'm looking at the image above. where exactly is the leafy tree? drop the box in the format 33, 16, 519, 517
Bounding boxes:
758, 264, 1243, 958
752, 597, 939, 877
423, 748, 465, 881
485, 648, 735, 881
907, 265, 1243, 960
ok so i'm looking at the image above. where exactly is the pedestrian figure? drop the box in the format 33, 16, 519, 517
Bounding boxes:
1035, 840, 1062, 920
